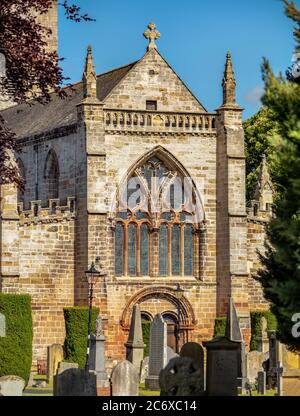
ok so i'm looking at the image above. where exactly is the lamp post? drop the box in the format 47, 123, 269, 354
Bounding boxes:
84, 261, 102, 372
174, 284, 184, 353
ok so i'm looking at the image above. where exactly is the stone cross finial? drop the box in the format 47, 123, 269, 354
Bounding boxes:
144, 22, 161, 51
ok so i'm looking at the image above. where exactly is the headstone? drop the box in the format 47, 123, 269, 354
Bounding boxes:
159, 357, 204, 396
53, 368, 96, 396
267, 330, 278, 388
203, 337, 240, 396
89, 314, 110, 396
140, 356, 149, 384
180, 342, 205, 390
125, 304, 145, 372
257, 371, 266, 395
0, 313, 5, 337
257, 317, 269, 353
276, 361, 283, 397
282, 370, 300, 396
111, 361, 139, 396
47, 344, 64, 384
56, 362, 79, 375
225, 298, 247, 392
246, 351, 266, 384
0, 376, 25, 396
145, 314, 167, 390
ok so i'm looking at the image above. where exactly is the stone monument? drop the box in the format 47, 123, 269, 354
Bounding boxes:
111, 361, 139, 396
125, 304, 145, 372
180, 342, 205, 390
145, 314, 167, 390
47, 344, 64, 384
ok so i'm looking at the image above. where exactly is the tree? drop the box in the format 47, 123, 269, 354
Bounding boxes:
256, 0, 300, 351
0, 1, 93, 187
243, 107, 278, 202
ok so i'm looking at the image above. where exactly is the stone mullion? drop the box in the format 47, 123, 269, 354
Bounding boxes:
193, 229, 200, 279
150, 228, 159, 278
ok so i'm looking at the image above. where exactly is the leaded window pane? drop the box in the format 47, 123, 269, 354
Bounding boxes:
172, 225, 181, 276
159, 224, 168, 276
184, 224, 193, 276
140, 224, 149, 276
115, 223, 124, 276
128, 224, 137, 276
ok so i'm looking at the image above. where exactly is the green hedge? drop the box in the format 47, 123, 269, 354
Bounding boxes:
63, 307, 99, 369
250, 311, 277, 351
214, 317, 227, 338
0, 294, 33, 385
142, 321, 151, 357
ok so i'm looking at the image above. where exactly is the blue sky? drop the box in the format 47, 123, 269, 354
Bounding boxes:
59, 0, 299, 119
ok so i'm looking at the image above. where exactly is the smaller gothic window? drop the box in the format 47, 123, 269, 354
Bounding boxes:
146, 100, 157, 111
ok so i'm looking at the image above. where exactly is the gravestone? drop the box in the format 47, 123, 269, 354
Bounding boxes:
0, 313, 5, 337
180, 342, 205, 390
225, 298, 247, 392
276, 361, 283, 397
57, 362, 79, 375
111, 361, 139, 396
160, 357, 204, 396
47, 344, 64, 384
53, 368, 96, 396
145, 314, 167, 390
246, 351, 266, 384
204, 337, 240, 396
125, 304, 145, 372
257, 371, 266, 395
0, 376, 25, 396
267, 330, 278, 388
89, 314, 110, 396
257, 317, 269, 353
140, 356, 149, 384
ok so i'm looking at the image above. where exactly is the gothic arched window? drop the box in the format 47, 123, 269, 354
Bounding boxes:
114, 154, 204, 278
44, 149, 59, 200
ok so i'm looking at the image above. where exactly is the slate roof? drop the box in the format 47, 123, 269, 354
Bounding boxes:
1, 61, 137, 139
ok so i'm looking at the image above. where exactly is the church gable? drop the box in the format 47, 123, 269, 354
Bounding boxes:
104, 49, 206, 113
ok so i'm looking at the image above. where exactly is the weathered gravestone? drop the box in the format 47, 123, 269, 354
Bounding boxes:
56, 362, 78, 375
0, 313, 5, 337
0, 376, 25, 396
54, 368, 96, 396
145, 314, 167, 390
140, 356, 149, 384
225, 298, 247, 392
203, 337, 241, 396
111, 361, 139, 396
47, 344, 64, 384
89, 314, 110, 396
246, 351, 266, 384
267, 330, 278, 389
257, 371, 266, 395
180, 342, 205, 391
125, 304, 145, 372
160, 357, 204, 396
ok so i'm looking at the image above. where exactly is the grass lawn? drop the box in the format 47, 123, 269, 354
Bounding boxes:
139, 383, 160, 396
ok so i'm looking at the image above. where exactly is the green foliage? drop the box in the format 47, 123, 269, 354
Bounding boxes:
0, 294, 33, 385
142, 321, 151, 357
214, 317, 227, 338
243, 107, 278, 201
63, 307, 99, 368
255, 1, 300, 350
250, 311, 277, 351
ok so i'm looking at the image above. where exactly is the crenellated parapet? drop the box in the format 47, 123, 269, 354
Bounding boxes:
17, 197, 76, 225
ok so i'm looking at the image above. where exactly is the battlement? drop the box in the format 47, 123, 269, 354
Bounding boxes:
247, 200, 273, 224
18, 197, 76, 225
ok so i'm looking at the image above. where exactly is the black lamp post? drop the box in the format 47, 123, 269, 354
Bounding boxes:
84, 261, 102, 372
174, 284, 184, 353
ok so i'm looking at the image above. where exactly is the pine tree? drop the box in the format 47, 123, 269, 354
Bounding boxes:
256, 1, 300, 351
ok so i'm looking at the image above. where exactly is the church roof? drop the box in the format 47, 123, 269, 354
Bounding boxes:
1, 61, 137, 139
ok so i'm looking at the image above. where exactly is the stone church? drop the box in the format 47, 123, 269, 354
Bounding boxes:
0, 2, 273, 368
